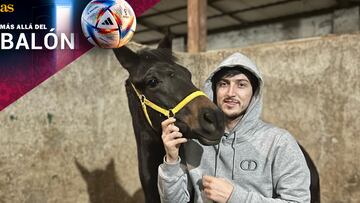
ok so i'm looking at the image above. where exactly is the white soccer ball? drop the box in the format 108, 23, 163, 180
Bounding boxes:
81, 0, 136, 48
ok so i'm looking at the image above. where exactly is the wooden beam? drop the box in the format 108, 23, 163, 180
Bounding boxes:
138, 6, 187, 19
137, 19, 168, 35
137, 0, 300, 34
137, 5, 342, 44
187, 0, 207, 53
138, 0, 220, 20
337, 0, 350, 8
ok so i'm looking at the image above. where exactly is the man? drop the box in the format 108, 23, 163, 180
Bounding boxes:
158, 52, 310, 202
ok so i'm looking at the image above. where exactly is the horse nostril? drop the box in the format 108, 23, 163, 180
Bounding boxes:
203, 112, 215, 124
200, 109, 218, 133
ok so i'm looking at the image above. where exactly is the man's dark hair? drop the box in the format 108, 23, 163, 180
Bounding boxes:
211, 66, 259, 102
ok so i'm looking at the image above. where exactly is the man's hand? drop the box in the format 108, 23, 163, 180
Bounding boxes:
161, 117, 187, 164
202, 175, 234, 203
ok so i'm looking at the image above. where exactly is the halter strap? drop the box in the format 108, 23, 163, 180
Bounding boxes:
130, 83, 207, 128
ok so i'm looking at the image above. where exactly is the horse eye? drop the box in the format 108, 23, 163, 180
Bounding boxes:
147, 78, 159, 88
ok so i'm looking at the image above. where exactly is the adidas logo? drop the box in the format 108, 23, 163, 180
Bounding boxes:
101, 17, 114, 25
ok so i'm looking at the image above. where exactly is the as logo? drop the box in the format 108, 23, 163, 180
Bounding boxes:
0, 4, 14, 12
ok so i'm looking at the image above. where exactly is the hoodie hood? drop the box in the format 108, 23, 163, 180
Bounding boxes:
203, 52, 264, 141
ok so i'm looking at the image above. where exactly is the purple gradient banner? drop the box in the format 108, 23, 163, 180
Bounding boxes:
0, 0, 160, 111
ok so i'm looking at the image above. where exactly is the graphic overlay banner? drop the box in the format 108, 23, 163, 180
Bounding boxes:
0, 0, 160, 111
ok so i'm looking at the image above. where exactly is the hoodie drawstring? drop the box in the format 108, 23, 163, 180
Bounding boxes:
215, 133, 237, 179
214, 136, 224, 177
231, 131, 237, 180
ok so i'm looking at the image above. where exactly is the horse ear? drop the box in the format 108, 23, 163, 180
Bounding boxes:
106, 159, 115, 172
113, 46, 139, 76
157, 29, 173, 50
74, 158, 90, 179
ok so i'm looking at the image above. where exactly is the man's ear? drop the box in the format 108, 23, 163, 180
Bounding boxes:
113, 46, 140, 76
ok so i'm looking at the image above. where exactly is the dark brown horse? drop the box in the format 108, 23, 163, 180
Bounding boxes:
300, 145, 320, 203
113, 36, 225, 203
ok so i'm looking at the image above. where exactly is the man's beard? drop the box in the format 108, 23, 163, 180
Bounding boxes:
225, 108, 247, 120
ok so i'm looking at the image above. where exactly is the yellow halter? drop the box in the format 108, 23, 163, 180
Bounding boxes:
130, 83, 207, 128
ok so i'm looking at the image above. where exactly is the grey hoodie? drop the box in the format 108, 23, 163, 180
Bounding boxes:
158, 53, 311, 203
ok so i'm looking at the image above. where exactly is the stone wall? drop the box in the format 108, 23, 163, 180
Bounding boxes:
0, 33, 359, 202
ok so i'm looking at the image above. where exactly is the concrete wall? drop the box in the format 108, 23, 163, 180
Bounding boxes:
0, 33, 359, 202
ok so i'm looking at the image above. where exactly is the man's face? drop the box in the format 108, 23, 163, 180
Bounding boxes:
215, 73, 253, 120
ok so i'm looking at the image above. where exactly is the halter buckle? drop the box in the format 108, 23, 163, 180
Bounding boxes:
140, 95, 146, 103
168, 109, 175, 118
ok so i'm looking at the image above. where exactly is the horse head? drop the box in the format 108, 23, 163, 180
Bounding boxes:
113, 36, 224, 145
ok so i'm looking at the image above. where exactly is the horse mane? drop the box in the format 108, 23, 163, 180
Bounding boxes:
137, 48, 178, 65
